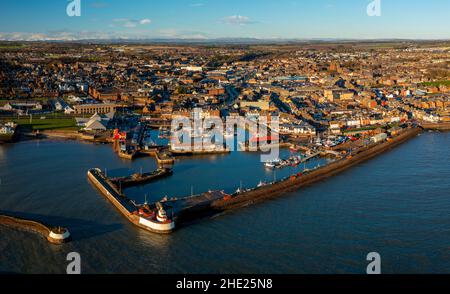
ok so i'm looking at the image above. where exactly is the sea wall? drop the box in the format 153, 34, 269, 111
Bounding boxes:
421, 122, 450, 131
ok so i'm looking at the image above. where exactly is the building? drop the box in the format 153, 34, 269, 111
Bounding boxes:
280, 122, 316, 136
89, 87, 121, 101
240, 100, 270, 111
74, 103, 122, 115
76, 112, 114, 131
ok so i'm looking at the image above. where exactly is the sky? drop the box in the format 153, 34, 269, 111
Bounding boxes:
0, 0, 449, 41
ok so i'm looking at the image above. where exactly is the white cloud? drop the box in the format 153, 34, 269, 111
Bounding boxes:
140, 19, 152, 25
222, 15, 254, 25
190, 3, 205, 7
155, 28, 208, 39
112, 18, 152, 28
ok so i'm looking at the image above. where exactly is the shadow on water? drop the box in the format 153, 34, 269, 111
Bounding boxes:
0, 210, 122, 242
173, 164, 197, 173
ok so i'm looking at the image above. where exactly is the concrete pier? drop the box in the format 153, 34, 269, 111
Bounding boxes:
87, 169, 175, 234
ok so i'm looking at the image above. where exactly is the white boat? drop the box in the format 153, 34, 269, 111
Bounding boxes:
257, 180, 267, 188
264, 158, 281, 168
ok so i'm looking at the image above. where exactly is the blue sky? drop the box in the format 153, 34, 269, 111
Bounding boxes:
0, 0, 449, 40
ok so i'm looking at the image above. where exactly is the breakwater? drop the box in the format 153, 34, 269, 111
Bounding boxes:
0, 215, 71, 244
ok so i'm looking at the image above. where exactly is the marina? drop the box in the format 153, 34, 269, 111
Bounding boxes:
86, 126, 421, 234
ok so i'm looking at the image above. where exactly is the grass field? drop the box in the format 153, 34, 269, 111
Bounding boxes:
14, 118, 79, 131
0, 44, 27, 50
420, 80, 450, 87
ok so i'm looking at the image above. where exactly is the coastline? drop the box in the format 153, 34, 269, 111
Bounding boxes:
0, 125, 436, 234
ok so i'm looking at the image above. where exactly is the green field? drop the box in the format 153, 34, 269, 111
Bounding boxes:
14, 118, 79, 131
0, 44, 27, 50
420, 80, 450, 87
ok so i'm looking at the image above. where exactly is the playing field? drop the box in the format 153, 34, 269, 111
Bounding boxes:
14, 118, 79, 131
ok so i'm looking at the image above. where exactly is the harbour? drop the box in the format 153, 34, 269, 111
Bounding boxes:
86, 126, 421, 234
0, 131, 449, 273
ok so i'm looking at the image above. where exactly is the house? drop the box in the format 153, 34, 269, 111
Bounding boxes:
280, 122, 316, 136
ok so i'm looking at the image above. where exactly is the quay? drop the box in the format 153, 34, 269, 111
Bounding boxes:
0, 214, 71, 245
87, 168, 175, 234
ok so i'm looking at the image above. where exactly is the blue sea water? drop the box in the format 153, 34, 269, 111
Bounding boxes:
0, 132, 449, 274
